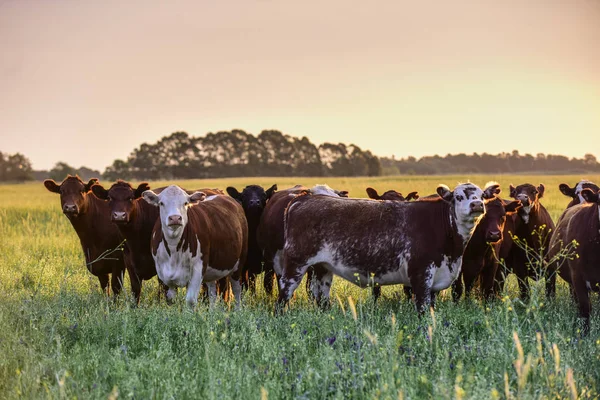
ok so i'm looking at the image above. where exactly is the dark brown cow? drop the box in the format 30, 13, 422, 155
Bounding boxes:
142, 185, 248, 307
496, 183, 555, 299
366, 187, 419, 202
91, 181, 226, 303
452, 184, 522, 301
276, 183, 486, 313
256, 184, 348, 296
44, 175, 126, 296
226, 184, 277, 293
365, 187, 420, 301
564, 188, 600, 334
546, 180, 600, 298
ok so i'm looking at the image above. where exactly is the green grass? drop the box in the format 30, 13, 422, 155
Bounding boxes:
1, 175, 599, 399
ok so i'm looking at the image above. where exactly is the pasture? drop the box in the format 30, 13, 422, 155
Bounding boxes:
1, 175, 599, 399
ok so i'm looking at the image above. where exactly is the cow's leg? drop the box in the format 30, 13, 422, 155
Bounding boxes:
305, 267, 315, 299
572, 272, 591, 336
310, 265, 333, 309
217, 278, 229, 302
185, 258, 204, 308
372, 286, 381, 302
98, 274, 110, 296
125, 257, 142, 304
411, 266, 433, 315
230, 278, 242, 309
545, 268, 556, 300
110, 266, 124, 297
166, 287, 177, 305
403, 286, 412, 300
206, 281, 218, 307
430, 291, 437, 309
158, 278, 169, 302
276, 256, 310, 313
516, 270, 530, 301
240, 268, 249, 292
247, 272, 257, 293
263, 267, 275, 296
451, 273, 463, 303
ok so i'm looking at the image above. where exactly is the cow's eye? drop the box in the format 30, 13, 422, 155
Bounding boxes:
159, 202, 164, 206
184, 202, 189, 206
129, 198, 134, 202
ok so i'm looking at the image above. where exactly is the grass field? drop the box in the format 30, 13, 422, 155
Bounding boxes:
1, 175, 599, 399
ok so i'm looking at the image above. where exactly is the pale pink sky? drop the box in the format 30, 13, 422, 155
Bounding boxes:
1, 0, 599, 171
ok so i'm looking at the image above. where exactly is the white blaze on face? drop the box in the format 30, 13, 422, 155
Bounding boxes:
576, 180, 593, 203
157, 186, 191, 238
452, 183, 484, 241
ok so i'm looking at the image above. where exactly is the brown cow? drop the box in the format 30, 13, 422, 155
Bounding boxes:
546, 180, 600, 298
276, 183, 486, 314
142, 185, 248, 307
256, 184, 348, 296
44, 175, 126, 296
564, 188, 600, 334
452, 183, 522, 301
226, 184, 277, 293
495, 183, 555, 300
91, 181, 226, 303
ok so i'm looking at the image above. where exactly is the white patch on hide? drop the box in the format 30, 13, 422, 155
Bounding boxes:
430, 255, 462, 292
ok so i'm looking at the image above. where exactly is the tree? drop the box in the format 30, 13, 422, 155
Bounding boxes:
3, 153, 34, 181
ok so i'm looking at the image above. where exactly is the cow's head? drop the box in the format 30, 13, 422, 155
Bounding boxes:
479, 185, 522, 243
509, 183, 544, 222
437, 183, 485, 240
226, 184, 277, 215
92, 180, 150, 224
559, 180, 599, 208
142, 185, 206, 239
310, 184, 349, 197
366, 187, 419, 201
44, 175, 98, 217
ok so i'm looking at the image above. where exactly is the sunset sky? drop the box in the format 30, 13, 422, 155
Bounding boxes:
1, 0, 599, 171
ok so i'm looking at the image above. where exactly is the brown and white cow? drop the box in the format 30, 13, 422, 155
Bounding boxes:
546, 180, 599, 298
564, 188, 600, 334
256, 184, 348, 296
91, 180, 225, 303
366, 187, 419, 202
452, 183, 522, 301
142, 185, 248, 307
44, 175, 126, 296
226, 184, 277, 293
497, 183, 555, 299
276, 183, 486, 313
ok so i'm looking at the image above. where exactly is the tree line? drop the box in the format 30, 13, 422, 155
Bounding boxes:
1, 130, 599, 182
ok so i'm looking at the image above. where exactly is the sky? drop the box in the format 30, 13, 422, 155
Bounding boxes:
1, 0, 599, 171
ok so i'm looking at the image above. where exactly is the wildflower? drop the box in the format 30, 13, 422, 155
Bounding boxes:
327, 336, 337, 346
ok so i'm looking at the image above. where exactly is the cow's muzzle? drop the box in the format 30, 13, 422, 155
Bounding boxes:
470, 201, 484, 214
486, 231, 502, 243
112, 211, 128, 223
168, 215, 183, 227
63, 204, 79, 215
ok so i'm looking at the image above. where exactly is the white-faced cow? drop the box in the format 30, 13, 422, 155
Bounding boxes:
142, 185, 248, 308
496, 183, 555, 299
91, 180, 225, 303
44, 175, 126, 296
226, 184, 277, 293
452, 183, 522, 301
276, 183, 486, 314
564, 188, 600, 334
546, 180, 599, 298
256, 184, 348, 296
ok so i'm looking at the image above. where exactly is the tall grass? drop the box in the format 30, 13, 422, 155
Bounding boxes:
0, 175, 598, 399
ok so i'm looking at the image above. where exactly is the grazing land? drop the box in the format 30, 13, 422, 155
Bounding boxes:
1, 175, 599, 399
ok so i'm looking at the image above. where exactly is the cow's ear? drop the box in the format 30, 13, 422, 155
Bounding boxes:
483, 183, 501, 200
336, 190, 349, 198
558, 183, 575, 198
266, 184, 277, 200
504, 200, 522, 215
84, 178, 99, 192
581, 188, 599, 203
437, 185, 453, 202
134, 182, 151, 199
189, 191, 206, 203
91, 184, 109, 200
405, 191, 419, 201
226, 187, 242, 201
142, 190, 160, 206
44, 179, 61, 193
537, 183, 545, 199
509, 184, 517, 198
366, 187, 380, 199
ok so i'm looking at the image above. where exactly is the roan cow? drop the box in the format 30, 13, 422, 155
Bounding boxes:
142, 185, 247, 307
226, 184, 277, 292
44, 175, 126, 296
276, 183, 486, 314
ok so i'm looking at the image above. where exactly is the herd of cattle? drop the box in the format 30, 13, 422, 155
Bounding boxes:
43, 176, 600, 334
